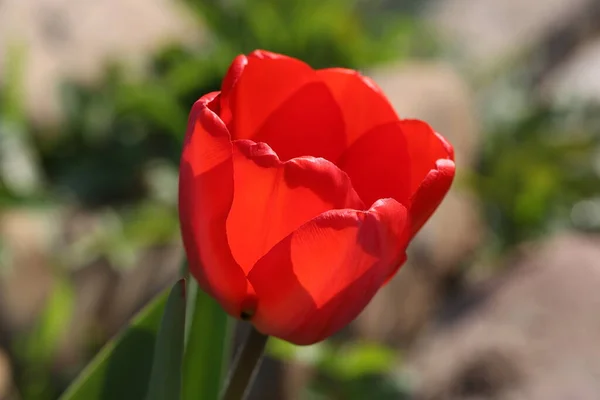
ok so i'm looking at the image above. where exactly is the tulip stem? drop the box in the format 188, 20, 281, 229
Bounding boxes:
221, 326, 269, 400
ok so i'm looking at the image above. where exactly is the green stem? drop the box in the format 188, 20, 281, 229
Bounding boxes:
221, 326, 269, 400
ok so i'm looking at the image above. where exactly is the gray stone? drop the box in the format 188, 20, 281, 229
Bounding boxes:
0, 349, 12, 399
0, 0, 200, 124
427, 0, 596, 70
542, 38, 600, 105
0, 208, 59, 331
407, 233, 600, 400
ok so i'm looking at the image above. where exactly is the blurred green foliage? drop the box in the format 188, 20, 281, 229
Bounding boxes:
473, 105, 600, 249
0, 44, 43, 204
15, 278, 74, 400
268, 338, 410, 399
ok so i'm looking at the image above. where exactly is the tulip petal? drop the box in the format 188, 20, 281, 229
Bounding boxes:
227, 53, 346, 162
400, 120, 454, 195
337, 119, 454, 209
408, 158, 455, 236
248, 199, 409, 345
337, 122, 412, 208
248, 49, 288, 60
317, 68, 399, 147
179, 93, 250, 316
227, 52, 317, 141
219, 54, 248, 126
252, 82, 346, 162
226, 140, 365, 274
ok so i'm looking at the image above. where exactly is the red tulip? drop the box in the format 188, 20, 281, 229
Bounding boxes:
179, 50, 455, 345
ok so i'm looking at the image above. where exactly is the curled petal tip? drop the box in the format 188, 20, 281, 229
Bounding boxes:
222, 55, 248, 96
434, 131, 455, 160
249, 49, 283, 59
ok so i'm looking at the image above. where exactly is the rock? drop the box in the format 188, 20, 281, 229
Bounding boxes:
427, 0, 600, 112
0, 208, 59, 331
427, 0, 597, 71
354, 258, 441, 346
407, 233, 600, 400
542, 37, 600, 105
0, 0, 200, 124
0, 349, 12, 399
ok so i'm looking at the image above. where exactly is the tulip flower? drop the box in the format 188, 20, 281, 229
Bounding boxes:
179, 50, 455, 346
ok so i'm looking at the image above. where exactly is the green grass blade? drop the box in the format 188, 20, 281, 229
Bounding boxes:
145, 279, 187, 400
59, 288, 169, 400
182, 279, 232, 400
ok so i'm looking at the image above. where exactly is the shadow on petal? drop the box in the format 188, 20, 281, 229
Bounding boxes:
317, 68, 400, 148
337, 122, 412, 207
248, 201, 408, 345
226, 141, 363, 274
252, 82, 346, 162
179, 95, 252, 317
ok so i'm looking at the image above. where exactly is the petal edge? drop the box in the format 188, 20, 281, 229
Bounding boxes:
179, 93, 250, 317
408, 158, 456, 237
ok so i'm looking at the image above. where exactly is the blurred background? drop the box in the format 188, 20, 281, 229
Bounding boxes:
2, 0, 600, 399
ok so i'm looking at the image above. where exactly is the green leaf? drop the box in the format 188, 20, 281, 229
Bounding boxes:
16, 276, 75, 400
182, 279, 232, 400
21, 277, 74, 363
267, 338, 327, 365
267, 339, 396, 380
146, 279, 187, 400
0, 42, 27, 124
321, 342, 397, 380
59, 288, 169, 400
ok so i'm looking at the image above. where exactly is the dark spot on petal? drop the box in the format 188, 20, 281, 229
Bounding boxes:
240, 310, 254, 320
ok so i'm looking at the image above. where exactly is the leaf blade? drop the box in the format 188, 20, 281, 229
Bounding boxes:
145, 279, 187, 400
59, 289, 169, 400
182, 280, 232, 400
